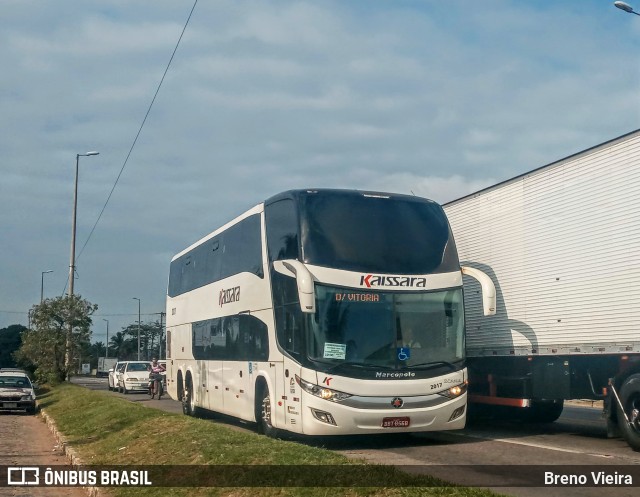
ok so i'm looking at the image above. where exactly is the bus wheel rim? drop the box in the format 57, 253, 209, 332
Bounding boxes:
262, 395, 272, 427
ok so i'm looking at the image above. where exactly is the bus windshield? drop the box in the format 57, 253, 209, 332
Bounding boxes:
307, 285, 465, 369
300, 192, 459, 274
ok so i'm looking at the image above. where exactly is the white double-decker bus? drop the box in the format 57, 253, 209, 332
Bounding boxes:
166, 189, 495, 436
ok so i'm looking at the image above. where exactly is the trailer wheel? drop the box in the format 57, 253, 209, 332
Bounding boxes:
617, 374, 640, 451
527, 400, 564, 423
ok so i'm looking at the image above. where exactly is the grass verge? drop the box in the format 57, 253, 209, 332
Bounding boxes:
39, 384, 506, 497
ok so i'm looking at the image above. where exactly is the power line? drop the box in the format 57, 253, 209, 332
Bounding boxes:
61, 0, 199, 294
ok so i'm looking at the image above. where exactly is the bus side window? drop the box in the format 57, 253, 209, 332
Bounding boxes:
238, 315, 269, 361
276, 304, 303, 356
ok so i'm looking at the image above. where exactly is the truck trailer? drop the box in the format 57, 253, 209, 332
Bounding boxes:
443, 129, 640, 450
97, 357, 117, 378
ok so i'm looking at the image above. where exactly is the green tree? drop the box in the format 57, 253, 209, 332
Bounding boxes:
15, 295, 97, 383
109, 330, 137, 360
117, 320, 164, 360
0, 324, 26, 368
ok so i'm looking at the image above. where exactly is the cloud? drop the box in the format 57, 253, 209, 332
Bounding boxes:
354, 173, 494, 205
1, 0, 638, 334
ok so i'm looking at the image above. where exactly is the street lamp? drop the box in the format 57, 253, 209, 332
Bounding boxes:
103, 318, 110, 359
68, 151, 99, 297
41, 270, 53, 303
615, 1, 640, 15
65, 150, 99, 377
133, 297, 141, 360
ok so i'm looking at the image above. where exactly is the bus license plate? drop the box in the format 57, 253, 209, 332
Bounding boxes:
382, 417, 410, 428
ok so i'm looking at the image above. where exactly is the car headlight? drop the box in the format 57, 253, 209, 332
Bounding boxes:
437, 381, 468, 399
295, 375, 351, 402
21, 393, 35, 401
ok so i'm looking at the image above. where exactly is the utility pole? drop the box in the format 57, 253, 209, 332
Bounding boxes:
148, 311, 166, 359
133, 298, 141, 360
65, 151, 98, 378
103, 319, 109, 359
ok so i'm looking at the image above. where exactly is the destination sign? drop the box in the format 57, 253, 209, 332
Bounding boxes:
334, 293, 380, 302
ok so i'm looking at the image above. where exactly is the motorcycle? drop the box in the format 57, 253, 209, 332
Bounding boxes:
148, 371, 165, 399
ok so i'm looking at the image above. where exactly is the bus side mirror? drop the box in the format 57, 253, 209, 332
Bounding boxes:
461, 266, 496, 316
276, 260, 316, 314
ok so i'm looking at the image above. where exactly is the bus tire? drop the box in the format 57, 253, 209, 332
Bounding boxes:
183, 377, 196, 416
617, 374, 640, 451
177, 372, 184, 405
257, 384, 277, 438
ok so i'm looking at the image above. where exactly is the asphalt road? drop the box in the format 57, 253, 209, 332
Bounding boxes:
72, 376, 640, 496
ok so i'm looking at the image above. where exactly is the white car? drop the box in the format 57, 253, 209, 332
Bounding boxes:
117, 361, 151, 394
108, 361, 127, 391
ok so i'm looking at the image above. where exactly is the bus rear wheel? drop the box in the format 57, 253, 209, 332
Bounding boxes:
617, 374, 640, 452
183, 378, 196, 416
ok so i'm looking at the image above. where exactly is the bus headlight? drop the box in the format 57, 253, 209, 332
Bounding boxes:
295, 375, 352, 403
437, 381, 468, 399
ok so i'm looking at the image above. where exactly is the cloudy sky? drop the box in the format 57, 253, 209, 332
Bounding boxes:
1, 0, 638, 343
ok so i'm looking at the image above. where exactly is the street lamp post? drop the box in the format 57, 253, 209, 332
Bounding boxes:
103, 318, 109, 359
615, 1, 640, 15
68, 151, 99, 297
133, 297, 141, 360
41, 270, 53, 303
64, 151, 99, 378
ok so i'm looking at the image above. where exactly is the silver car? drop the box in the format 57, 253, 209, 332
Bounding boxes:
0, 371, 37, 414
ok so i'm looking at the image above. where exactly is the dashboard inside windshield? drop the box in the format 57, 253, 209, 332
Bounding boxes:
306, 285, 465, 371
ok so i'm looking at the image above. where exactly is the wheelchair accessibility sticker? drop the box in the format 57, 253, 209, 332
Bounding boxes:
397, 347, 411, 361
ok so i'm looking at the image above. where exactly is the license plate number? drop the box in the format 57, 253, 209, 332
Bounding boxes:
382, 416, 410, 428
3, 402, 18, 408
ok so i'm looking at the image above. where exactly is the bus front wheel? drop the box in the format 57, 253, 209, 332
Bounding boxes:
257, 386, 277, 438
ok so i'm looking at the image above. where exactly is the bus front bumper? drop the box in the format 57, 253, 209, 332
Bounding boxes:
297, 393, 467, 436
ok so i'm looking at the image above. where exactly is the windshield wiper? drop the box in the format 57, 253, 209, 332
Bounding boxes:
405, 361, 459, 370
347, 362, 396, 370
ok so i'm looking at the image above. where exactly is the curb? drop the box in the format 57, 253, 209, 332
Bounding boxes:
40, 409, 105, 497
565, 399, 604, 409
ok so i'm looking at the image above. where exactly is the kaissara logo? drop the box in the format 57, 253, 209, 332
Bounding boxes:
219, 286, 240, 307
360, 274, 427, 288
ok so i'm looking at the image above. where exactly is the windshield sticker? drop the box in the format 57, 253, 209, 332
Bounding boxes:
397, 347, 411, 361
323, 342, 347, 360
